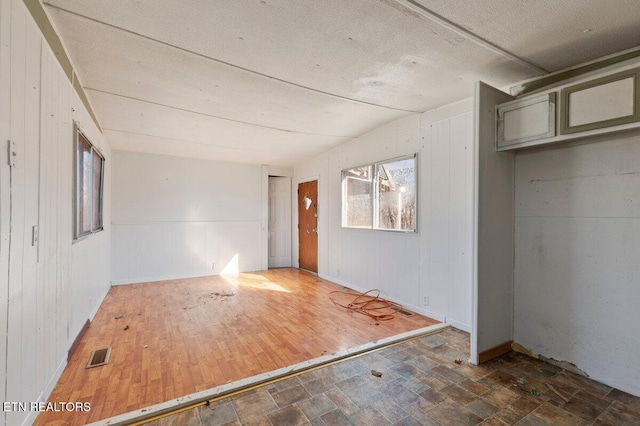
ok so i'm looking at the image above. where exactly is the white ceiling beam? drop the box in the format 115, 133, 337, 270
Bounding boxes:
86, 87, 358, 138
44, 1, 422, 114
393, 0, 548, 75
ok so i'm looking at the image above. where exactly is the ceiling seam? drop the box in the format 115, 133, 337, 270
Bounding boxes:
43, 2, 422, 114
23, 0, 103, 132
103, 128, 344, 154
394, 0, 548, 75
86, 87, 360, 138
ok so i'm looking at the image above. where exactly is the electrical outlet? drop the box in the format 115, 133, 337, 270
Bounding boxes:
424, 296, 429, 306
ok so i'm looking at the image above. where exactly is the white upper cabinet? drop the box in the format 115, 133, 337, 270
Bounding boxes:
497, 64, 640, 151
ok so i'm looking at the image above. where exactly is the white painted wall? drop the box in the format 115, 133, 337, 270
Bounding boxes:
514, 133, 640, 397
293, 99, 475, 330
111, 151, 266, 284
420, 106, 475, 330
471, 82, 515, 363
0, 0, 111, 424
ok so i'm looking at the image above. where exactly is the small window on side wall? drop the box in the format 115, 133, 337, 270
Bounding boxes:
342, 154, 417, 232
75, 124, 104, 240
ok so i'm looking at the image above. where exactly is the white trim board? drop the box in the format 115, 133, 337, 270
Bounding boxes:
25, 357, 68, 426
88, 323, 450, 426
320, 274, 448, 325
89, 284, 111, 321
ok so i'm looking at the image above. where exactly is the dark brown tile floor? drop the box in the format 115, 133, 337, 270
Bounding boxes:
144, 328, 640, 425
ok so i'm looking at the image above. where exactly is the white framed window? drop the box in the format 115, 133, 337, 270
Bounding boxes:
342, 154, 417, 232
74, 124, 104, 239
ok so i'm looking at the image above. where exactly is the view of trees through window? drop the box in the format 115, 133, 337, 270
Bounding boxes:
342, 155, 417, 232
343, 165, 373, 228
75, 126, 105, 239
377, 158, 416, 230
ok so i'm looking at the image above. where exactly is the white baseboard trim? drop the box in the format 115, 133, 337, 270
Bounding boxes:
318, 274, 447, 323
25, 357, 68, 426
87, 323, 450, 426
89, 283, 110, 321
447, 318, 471, 333
111, 267, 262, 286
111, 272, 213, 286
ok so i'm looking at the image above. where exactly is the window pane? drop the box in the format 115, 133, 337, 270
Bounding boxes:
343, 165, 373, 228
376, 157, 416, 231
92, 150, 103, 231
77, 134, 92, 235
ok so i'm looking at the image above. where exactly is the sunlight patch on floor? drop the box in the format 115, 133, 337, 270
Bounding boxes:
221, 269, 291, 293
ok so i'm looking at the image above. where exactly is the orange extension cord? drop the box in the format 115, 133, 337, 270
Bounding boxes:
328, 289, 401, 322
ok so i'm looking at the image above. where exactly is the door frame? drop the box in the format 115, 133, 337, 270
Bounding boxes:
293, 175, 320, 272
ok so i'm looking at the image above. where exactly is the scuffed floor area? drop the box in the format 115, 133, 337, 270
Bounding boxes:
36, 269, 437, 425
148, 328, 640, 425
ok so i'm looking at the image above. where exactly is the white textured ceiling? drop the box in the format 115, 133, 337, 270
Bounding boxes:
43, 0, 640, 166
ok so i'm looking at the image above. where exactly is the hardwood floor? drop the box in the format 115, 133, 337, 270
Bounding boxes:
35, 268, 438, 425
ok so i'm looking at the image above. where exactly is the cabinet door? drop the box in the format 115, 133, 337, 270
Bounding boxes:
497, 93, 556, 149
560, 68, 640, 134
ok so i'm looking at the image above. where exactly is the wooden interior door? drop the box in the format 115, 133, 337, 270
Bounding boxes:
298, 180, 318, 273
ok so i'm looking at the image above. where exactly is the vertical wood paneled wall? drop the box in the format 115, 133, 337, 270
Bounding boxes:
111, 151, 265, 285
293, 100, 474, 331
514, 133, 640, 397
0, 1, 111, 424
